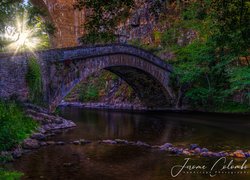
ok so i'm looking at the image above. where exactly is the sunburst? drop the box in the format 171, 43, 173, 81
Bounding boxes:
0, 13, 41, 55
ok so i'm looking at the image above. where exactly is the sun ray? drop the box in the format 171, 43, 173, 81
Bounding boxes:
1, 12, 41, 55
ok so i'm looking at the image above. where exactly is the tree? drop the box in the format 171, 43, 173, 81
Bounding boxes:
0, 0, 54, 51
74, 0, 134, 44
0, 0, 23, 49
167, 0, 249, 111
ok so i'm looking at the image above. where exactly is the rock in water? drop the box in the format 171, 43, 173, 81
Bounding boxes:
159, 143, 173, 150
234, 150, 246, 158
194, 148, 201, 153
22, 138, 40, 149
190, 144, 199, 150
102, 140, 117, 144
31, 133, 46, 140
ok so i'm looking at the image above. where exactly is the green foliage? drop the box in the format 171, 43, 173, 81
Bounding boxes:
0, 154, 13, 164
25, 57, 43, 104
0, 1, 52, 51
0, 169, 23, 180
129, 39, 162, 54
0, 0, 23, 49
158, 0, 250, 112
79, 85, 99, 102
74, 0, 134, 44
0, 101, 37, 152
228, 66, 250, 92
216, 102, 250, 113
80, 32, 116, 44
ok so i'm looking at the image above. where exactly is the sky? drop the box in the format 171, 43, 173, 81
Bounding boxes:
23, 0, 29, 5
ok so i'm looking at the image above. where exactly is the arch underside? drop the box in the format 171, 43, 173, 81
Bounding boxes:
48, 53, 174, 110
105, 66, 171, 108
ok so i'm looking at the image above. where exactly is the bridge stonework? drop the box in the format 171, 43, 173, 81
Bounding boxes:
0, 44, 174, 110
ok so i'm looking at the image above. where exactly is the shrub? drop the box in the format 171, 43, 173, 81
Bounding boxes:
0, 169, 23, 180
25, 57, 43, 104
0, 101, 37, 152
79, 85, 99, 102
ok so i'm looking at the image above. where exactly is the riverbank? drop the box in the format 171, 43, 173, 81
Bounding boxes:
59, 101, 250, 115
0, 103, 76, 164
5, 106, 250, 179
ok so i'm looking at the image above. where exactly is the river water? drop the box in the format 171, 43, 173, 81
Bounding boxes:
8, 107, 250, 179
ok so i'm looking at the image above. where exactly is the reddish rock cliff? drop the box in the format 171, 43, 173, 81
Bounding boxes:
31, 0, 85, 48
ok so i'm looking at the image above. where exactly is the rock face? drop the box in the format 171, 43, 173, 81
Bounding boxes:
31, 0, 85, 48
29, 0, 158, 47
116, 0, 156, 44
64, 70, 145, 109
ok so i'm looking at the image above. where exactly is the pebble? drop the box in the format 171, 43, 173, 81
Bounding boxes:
73, 140, 80, 145
159, 143, 173, 150
201, 152, 209, 157
31, 133, 46, 140
22, 138, 40, 149
79, 139, 91, 145
234, 150, 246, 158
40, 142, 47, 146
102, 140, 117, 144
56, 141, 65, 145
190, 144, 199, 150
136, 141, 150, 147
183, 149, 191, 155
201, 148, 209, 152
46, 141, 56, 145
171, 147, 182, 155
115, 139, 128, 144
12, 148, 22, 159
194, 148, 201, 153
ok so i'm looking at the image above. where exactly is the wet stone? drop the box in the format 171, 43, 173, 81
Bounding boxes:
56, 141, 65, 145
234, 150, 246, 158
46, 141, 56, 145
201, 148, 209, 152
136, 141, 150, 147
102, 140, 117, 144
159, 143, 173, 150
22, 138, 40, 149
115, 139, 128, 144
73, 140, 80, 145
40, 142, 47, 146
79, 139, 91, 145
194, 148, 201, 153
12, 148, 22, 159
190, 144, 199, 150
31, 133, 46, 140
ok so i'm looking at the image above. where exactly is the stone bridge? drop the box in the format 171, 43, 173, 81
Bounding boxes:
0, 44, 175, 110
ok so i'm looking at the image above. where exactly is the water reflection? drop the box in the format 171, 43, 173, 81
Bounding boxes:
57, 107, 250, 150
9, 107, 250, 180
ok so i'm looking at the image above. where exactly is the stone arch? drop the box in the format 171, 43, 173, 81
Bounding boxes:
0, 44, 175, 111
46, 44, 175, 110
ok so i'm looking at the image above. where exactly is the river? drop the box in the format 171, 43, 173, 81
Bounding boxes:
7, 107, 250, 179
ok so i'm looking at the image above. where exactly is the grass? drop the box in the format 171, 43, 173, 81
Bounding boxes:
0, 169, 23, 180
0, 101, 37, 152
